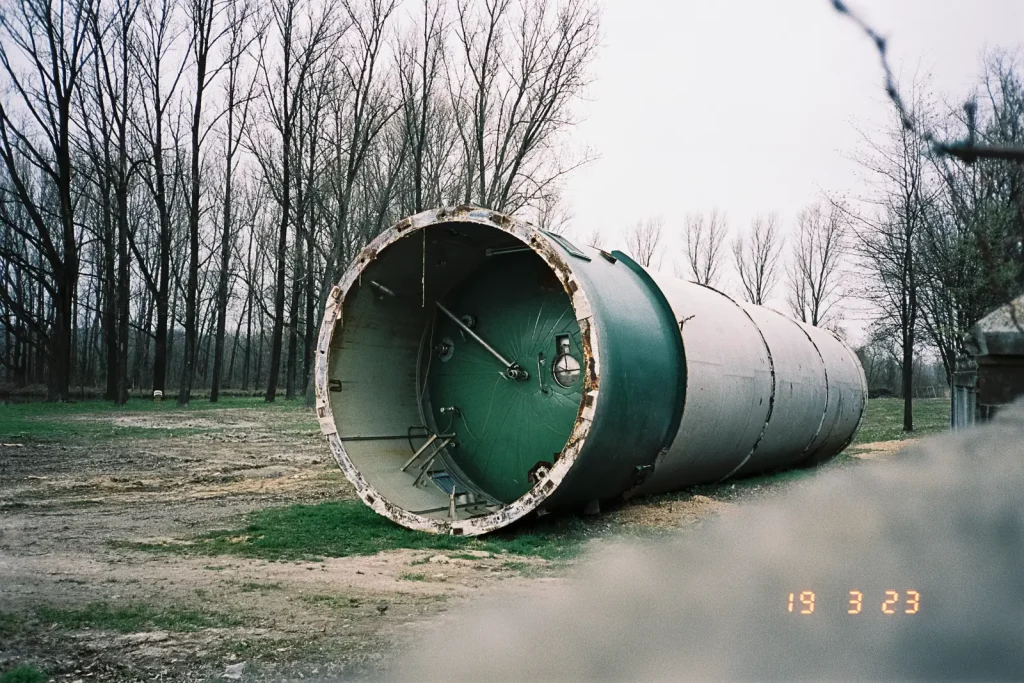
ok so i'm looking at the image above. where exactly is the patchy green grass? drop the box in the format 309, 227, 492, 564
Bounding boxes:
399, 572, 427, 582
0, 611, 22, 638
850, 397, 949, 446
121, 499, 589, 562
0, 396, 311, 442
37, 601, 242, 632
447, 552, 483, 560
0, 666, 46, 683
299, 594, 359, 609
238, 582, 283, 592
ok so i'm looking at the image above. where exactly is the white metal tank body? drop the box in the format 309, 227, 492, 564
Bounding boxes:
636, 275, 867, 495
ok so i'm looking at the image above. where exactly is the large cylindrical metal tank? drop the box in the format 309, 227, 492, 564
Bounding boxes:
315, 206, 867, 535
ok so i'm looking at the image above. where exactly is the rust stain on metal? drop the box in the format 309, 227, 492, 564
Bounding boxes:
489, 211, 514, 228
581, 323, 598, 385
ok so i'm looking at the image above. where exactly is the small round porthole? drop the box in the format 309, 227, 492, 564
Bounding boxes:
436, 337, 455, 362
552, 353, 581, 388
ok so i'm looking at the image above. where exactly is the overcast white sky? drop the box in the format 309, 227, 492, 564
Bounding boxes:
562, 0, 1024, 287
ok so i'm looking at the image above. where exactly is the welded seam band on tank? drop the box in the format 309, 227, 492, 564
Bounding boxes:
825, 329, 870, 458
700, 286, 777, 483
792, 320, 831, 463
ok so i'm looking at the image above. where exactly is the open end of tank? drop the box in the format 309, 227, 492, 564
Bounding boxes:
317, 216, 590, 535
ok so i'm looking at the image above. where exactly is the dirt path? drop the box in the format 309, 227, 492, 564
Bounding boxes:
0, 407, 904, 681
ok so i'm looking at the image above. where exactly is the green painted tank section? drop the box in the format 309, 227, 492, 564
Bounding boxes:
427, 252, 584, 503
538, 241, 688, 507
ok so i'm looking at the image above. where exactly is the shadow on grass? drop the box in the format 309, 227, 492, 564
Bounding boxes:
119, 499, 592, 562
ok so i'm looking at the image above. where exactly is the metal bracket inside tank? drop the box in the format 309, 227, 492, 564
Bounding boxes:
435, 300, 529, 381
412, 308, 503, 516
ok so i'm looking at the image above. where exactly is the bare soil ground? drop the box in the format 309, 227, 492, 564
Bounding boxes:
0, 404, 904, 682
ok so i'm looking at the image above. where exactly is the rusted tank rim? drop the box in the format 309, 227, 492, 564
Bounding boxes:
313, 205, 601, 536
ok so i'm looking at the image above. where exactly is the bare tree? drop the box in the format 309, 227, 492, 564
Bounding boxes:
850, 82, 935, 432
786, 200, 847, 328
0, 0, 97, 400
251, 0, 335, 402
449, 0, 599, 212
314, 0, 400, 398
732, 213, 783, 305
82, 0, 140, 405
177, 0, 235, 405
533, 190, 573, 234
0, 0, 607, 399
0, 162, 48, 388
682, 209, 727, 287
286, 62, 331, 400
396, 0, 445, 214
624, 216, 664, 268
132, 0, 190, 398
210, 0, 260, 402
918, 54, 1024, 385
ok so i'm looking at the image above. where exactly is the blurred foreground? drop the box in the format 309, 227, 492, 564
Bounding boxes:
401, 402, 1024, 681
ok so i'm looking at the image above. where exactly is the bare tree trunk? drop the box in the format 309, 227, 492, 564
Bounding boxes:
285, 220, 303, 400
210, 161, 233, 403
227, 302, 244, 387
103, 223, 118, 400
241, 231, 254, 391
211, 0, 256, 401
258, 0, 333, 402
179, 0, 220, 406
116, 184, 130, 404
301, 226, 315, 394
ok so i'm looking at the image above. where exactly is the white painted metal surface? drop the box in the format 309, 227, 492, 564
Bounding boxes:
637, 275, 867, 495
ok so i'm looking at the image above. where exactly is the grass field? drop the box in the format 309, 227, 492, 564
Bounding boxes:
1, 395, 949, 443
0, 396, 307, 441
1, 395, 949, 564
849, 397, 949, 446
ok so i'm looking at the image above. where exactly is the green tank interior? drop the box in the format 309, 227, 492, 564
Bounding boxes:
327, 223, 584, 520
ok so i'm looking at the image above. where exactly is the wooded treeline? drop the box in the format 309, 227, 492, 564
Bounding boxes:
840, 57, 1024, 429
0, 0, 600, 403
620, 55, 1024, 431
